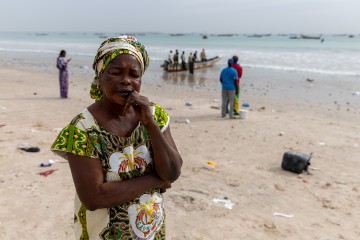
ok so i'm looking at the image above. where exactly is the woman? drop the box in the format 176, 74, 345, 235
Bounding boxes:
51, 36, 182, 239
56, 50, 71, 98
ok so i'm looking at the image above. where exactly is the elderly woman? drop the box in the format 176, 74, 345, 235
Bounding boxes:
51, 36, 182, 239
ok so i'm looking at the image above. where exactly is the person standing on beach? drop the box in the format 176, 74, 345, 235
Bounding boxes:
56, 50, 71, 98
168, 50, 173, 64
173, 49, 179, 65
174, 49, 180, 70
231, 55, 243, 115
181, 51, 186, 70
200, 49, 207, 62
193, 51, 198, 62
51, 35, 182, 239
220, 59, 238, 119
188, 52, 194, 74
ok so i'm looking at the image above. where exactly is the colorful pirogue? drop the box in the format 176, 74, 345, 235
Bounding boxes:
161, 56, 222, 72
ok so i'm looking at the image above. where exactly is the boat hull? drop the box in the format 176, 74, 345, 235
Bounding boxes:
161, 56, 221, 72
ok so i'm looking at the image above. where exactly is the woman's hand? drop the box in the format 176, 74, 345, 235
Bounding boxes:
125, 91, 154, 127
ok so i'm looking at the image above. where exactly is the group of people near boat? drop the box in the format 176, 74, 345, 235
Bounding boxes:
166, 49, 207, 73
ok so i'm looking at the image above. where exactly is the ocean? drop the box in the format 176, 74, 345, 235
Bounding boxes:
0, 32, 359, 77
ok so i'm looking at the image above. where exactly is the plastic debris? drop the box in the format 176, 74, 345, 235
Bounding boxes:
352, 91, 360, 96
242, 102, 250, 107
38, 169, 58, 177
273, 212, 294, 218
19, 147, 40, 152
317, 142, 326, 146
213, 199, 234, 209
185, 102, 192, 106
48, 159, 59, 164
40, 163, 52, 167
204, 161, 217, 170
185, 119, 191, 124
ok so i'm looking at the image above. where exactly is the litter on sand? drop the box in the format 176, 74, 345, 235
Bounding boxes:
242, 102, 250, 107
38, 169, 58, 177
273, 212, 294, 218
212, 198, 234, 209
40, 163, 52, 167
185, 102, 192, 106
204, 161, 217, 170
48, 159, 59, 164
19, 147, 40, 152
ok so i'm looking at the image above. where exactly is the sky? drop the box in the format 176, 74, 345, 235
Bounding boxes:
0, 0, 359, 34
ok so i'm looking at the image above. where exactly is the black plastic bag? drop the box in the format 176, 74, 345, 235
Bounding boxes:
281, 151, 312, 174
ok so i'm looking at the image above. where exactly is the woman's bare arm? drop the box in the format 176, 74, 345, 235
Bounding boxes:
67, 153, 170, 211
144, 123, 183, 182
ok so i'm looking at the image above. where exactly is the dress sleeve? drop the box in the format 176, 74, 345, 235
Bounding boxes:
151, 103, 170, 133
51, 120, 101, 160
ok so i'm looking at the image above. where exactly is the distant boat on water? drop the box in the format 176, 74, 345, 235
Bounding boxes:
216, 34, 234, 37
247, 34, 271, 38
34, 33, 48, 36
169, 33, 185, 37
300, 34, 322, 40
202, 34, 208, 39
161, 56, 222, 72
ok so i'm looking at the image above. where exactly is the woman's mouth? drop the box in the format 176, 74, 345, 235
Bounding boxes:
115, 90, 133, 96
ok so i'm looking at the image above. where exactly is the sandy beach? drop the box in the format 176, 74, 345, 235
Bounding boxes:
1, 61, 360, 240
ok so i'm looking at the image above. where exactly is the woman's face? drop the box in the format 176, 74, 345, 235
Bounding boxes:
99, 54, 142, 104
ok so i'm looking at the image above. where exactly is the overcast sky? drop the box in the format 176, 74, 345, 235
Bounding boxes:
0, 0, 359, 34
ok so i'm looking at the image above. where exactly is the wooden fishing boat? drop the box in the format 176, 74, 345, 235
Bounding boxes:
161, 56, 222, 72
300, 34, 322, 40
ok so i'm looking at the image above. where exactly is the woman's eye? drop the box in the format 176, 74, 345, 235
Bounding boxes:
109, 70, 122, 75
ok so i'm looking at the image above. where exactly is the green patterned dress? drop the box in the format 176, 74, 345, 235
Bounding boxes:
51, 103, 169, 240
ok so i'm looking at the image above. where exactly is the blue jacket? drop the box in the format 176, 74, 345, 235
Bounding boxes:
220, 67, 238, 90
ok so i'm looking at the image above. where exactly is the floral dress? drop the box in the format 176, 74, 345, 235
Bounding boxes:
51, 103, 169, 240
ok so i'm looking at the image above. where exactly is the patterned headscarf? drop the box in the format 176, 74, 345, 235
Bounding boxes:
90, 35, 150, 100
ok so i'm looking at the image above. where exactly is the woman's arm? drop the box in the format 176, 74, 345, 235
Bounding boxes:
144, 123, 183, 182
125, 92, 183, 182
67, 153, 171, 211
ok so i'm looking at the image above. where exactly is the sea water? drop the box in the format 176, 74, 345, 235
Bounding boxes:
0, 32, 359, 77
1, 32, 359, 108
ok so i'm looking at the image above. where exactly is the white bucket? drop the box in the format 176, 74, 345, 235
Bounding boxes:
239, 109, 249, 119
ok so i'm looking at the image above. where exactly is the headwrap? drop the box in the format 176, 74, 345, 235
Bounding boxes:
90, 35, 150, 100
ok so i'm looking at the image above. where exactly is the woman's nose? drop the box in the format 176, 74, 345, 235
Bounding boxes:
119, 75, 131, 85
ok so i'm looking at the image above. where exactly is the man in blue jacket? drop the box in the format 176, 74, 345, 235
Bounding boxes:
220, 59, 238, 119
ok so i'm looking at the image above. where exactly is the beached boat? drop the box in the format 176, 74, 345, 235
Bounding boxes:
161, 56, 222, 72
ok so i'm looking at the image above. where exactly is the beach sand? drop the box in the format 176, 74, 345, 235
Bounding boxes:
0, 63, 360, 239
